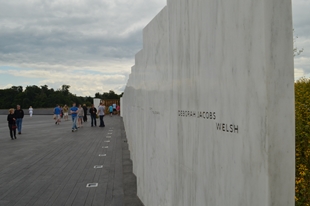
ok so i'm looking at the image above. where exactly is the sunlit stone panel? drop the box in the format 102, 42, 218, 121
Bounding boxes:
122, 1, 294, 205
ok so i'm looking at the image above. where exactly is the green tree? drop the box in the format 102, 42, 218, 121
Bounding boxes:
11, 86, 23, 93
0, 84, 122, 109
295, 78, 310, 205
61, 85, 70, 96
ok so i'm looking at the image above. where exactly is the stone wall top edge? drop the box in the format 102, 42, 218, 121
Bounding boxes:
143, 5, 167, 33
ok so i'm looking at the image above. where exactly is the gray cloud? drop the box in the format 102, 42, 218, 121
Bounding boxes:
0, 0, 166, 67
0, 0, 309, 95
293, 0, 310, 37
0, 0, 166, 96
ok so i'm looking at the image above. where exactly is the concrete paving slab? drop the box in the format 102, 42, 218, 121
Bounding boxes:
0, 115, 143, 206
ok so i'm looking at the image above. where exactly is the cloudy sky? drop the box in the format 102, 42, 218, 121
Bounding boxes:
0, 0, 166, 96
0, 0, 309, 96
293, 0, 310, 80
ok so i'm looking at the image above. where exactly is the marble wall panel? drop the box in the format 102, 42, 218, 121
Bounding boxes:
122, 0, 294, 205
120, 97, 123, 117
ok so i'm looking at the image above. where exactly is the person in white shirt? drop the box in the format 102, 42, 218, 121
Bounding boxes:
77, 104, 84, 128
29, 106, 33, 117
112, 103, 116, 115
97, 103, 105, 127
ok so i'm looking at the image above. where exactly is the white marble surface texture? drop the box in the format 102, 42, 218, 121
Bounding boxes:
122, 0, 295, 205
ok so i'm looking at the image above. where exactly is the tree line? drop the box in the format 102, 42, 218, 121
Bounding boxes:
0, 85, 122, 109
295, 77, 310, 204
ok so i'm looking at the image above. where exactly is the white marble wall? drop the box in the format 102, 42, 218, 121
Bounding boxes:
93, 98, 101, 108
120, 97, 123, 117
122, 0, 295, 205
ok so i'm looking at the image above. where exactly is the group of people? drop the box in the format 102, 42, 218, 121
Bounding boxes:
7, 102, 120, 139
68, 102, 111, 131
54, 104, 87, 124
7, 105, 25, 140
53, 104, 89, 129
70, 102, 120, 132
108, 103, 120, 117
54, 102, 120, 132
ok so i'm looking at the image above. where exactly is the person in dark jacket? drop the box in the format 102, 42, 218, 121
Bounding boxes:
7, 108, 17, 140
14, 105, 24, 134
89, 104, 97, 127
83, 104, 88, 122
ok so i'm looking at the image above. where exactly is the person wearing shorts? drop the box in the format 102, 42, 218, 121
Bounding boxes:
54, 105, 61, 125
77, 104, 84, 128
63, 105, 69, 121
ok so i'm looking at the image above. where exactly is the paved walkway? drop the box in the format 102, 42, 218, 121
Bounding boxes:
0, 115, 143, 206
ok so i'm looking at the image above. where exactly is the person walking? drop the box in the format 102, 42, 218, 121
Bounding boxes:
112, 102, 117, 115
89, 104, 97, 127
14, 105, 24, 134
70, 103, 78, 132
97, 102, 105, 127
82, 104, 88, 122
116, 104, 120, 115
108, 105, 113, 117
77, 104, 84, 128
54, 105, 61, 125
63, 104, 69, 121
29, 106, 33, 117
7, 108, 17, 140
60, 106, 64, 118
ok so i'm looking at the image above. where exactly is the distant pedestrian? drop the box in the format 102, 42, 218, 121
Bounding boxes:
89, 104, 97, 127
7, 108, 17, 140
109, 105, 113, 117
116, 105, 120, 115
70, 103, 78, 132
60, 106, 64, 118
97, 102, 105, 127
63, 105, 69, 121
54, 105, 61, 125
29, 106, 33, 117
77, 104, 84, 128
14, 105, 24, 134
112, 102, 116, 115
83, 104, 88, 122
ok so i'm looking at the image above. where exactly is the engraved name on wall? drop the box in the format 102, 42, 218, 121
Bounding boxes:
178, 110, 239, 133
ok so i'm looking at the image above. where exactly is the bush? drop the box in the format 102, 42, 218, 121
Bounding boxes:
295, 77, 310, 205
